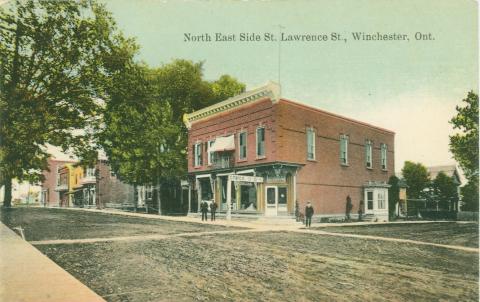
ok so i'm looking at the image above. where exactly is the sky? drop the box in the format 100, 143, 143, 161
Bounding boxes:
57, 0, 478, 173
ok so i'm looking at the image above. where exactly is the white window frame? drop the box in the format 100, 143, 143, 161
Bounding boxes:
86, 167, 95, 177
340, 134, 349, 165
381, 143, 387, 170
365, 140, 373, 168
207, 140, 214, 165
377, 191, 386, 209
306, 127, 315, 160
238, 131, 247, 160
194, 142, 203, 167
256, 126, 265, 158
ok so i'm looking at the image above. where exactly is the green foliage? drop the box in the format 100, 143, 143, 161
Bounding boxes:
100, 60, 245, 186
432, 171, 459, 211
449, 91, 479, 182
0, 0, 137, 206
388, 175, 400, 217
460, 179, 479, 212
401, 161, 430, 199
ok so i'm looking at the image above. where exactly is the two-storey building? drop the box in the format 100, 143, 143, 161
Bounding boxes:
184, 82, 395, 221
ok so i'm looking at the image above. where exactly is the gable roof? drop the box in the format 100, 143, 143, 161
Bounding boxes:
427, 165, 461, 184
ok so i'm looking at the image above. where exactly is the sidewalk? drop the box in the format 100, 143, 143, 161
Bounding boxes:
0, 222, 105, 302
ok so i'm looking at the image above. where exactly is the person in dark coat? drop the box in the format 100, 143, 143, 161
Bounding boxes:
210, 201, 217, 221
305, 201, 314, 228
358, 200, 364, 221
345, 195, 353, 221
200, 201, 209, 221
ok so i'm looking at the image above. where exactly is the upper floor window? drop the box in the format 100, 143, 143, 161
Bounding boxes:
86, 167, 95, 177
239, 131, 247, 160
306, 128, 316, 160
340, 134, 349, 165
256, 127, 265, 157
194, 143, 203, 167
380, 143, 387, 170
207, 140, 214, 165
365, 140, 373, 168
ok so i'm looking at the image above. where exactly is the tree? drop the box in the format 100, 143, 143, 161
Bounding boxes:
100, 60, 245, 213
401, 161, 430, 199
0, 0, 137, 207
388, 175, 400, 218
460, 180, 479, 212
449, 91, 478, 182
432, 171, 459, 211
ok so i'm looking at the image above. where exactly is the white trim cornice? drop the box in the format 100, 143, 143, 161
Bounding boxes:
183, 81, 280, 129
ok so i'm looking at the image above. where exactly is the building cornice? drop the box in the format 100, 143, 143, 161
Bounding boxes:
183, 81, 280, 129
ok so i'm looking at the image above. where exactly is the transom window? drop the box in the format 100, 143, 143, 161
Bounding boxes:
256, 127, 265, 157
194, 142, 203, 167
340, 134, 349, 165
239, 131, 247, 160
365, 140, 373, 168
306, 127, 315, 160
380, 143, 387, 170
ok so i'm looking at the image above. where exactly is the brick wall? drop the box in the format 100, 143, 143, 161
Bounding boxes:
41, 158, 75, 207
276, 99, 395, 215
188, 98, 277, 173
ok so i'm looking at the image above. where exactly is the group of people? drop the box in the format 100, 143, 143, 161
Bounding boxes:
201, 196, 364, 225
200, 200, 217, 221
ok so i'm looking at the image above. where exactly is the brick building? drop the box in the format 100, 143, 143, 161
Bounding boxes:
41, 158, 76, 207
184, 82, 395, 221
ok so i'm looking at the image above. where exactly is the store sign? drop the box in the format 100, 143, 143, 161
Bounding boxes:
228, 175, 264, 183
266, 175, 287, 183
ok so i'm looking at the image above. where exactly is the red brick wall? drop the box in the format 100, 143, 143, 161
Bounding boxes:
42, 159, 75, 207
187, 98, 277, 173
276, 99, 395, 215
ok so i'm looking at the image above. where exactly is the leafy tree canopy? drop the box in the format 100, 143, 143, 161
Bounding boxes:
100, 60, 245, 186
460, 180, 479, 212
401, 161, 430, 199
432, 171, 459, 211
449, 91, 478, 182
0, 0, 137, 206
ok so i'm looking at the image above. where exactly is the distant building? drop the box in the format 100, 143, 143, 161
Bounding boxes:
41, 156, 146, 210
184, 82, 395, 221
427, 165, 462, 211
41, 158, 77, 207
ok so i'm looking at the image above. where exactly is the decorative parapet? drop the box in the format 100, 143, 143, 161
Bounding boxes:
183, 81, 281, 129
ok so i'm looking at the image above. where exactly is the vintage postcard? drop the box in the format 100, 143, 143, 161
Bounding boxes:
0, 0, 478, 301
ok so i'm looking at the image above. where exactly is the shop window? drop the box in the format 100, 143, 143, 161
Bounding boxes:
367, 191, 374, 210
378, 191, 386, 209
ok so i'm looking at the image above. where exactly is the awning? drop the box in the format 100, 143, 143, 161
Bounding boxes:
211, 135, 235, 152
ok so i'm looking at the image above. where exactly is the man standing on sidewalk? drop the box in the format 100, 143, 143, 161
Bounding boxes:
210, 201, 217, 221
200, 200, 209, 221
305, 201, 314, 228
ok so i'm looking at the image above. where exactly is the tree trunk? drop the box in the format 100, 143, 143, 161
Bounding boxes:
157, 181, 162, 215
3, 177, 12, 207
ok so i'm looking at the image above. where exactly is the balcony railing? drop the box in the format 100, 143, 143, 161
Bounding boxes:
212, 155, 234, 169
